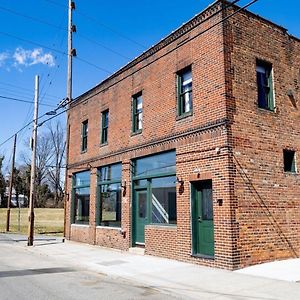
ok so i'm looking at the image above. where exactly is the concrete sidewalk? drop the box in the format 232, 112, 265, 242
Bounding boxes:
1, 233, 300, 300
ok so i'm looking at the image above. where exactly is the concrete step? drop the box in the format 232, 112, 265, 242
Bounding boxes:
129, 247, 145, 255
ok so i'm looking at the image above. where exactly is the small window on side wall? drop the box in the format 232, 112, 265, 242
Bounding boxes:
81, 120, 88, 152
177, 66, 192, 116
256, 60, 274, 111
283, 149, 296, 173
101, 110, 109, 144
132, 92, 143, 133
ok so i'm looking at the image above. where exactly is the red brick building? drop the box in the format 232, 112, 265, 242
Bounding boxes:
65, 1, 300, 270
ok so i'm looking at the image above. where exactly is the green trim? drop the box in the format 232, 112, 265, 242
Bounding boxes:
81, 120, 88, 152
97, 179, 121, 185
132, 92, 143, 133
101, 110, 109, 145
268, 69, 274, 110
176, 66, 192, 116
133, 171, 175, 181
70, 175, 76, 224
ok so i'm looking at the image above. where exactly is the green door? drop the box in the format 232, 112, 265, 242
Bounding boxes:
192, 181, 214, 257
134, 189, 148, 244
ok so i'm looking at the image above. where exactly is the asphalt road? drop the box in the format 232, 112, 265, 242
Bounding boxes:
0, 238, 176, 300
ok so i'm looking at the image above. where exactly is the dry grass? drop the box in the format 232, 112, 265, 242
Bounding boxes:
0, 208, 64, 236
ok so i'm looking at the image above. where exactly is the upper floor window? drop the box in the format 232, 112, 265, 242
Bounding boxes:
81, 120, 88, 152
101, 110, 109, 144
177, 67, 192, 116
132, 92, 143, 133
283, 149, 296, 173
256, 61, 274, 111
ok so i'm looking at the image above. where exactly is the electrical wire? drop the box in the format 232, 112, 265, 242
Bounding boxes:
0, 0, 258, 150
0, 81, 61, 100
0, 4, 130, 62
0, 95, 56, 107
44, 0, 146, 49
0, 31, 112, 74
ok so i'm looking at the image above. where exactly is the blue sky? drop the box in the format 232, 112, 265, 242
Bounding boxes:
0, 0, 299, 168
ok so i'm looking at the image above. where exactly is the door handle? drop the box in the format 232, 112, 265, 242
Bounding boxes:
198, 216, 202, 222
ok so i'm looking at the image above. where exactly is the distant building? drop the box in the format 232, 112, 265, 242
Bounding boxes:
64, 1, 300, 270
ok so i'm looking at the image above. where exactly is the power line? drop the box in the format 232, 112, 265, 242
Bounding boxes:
0, 31, 112, 74
44, 0, 146, 50
68, 0, 249, 104
0, 0, 257, 151
0, 81, 62, 100
0, 95, 56, 107
0, 4, 132, 62
0, 5, 65, 30
76, 33, 131, 60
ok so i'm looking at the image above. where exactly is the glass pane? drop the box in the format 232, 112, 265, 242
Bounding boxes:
151, 176, 176, 224
134, 151, 176, 177
100, 184, 121, 227
182, 69, 192, 86
138, 112, 143, 129
138, 192, 147, 218
202, 187, 213, 221
74, 187, 90, 224
99, 163, 122, 182
183, 92, 192, 113
134, 179, 148, 187
74, 171, 90, 187
136, 95, 143, 111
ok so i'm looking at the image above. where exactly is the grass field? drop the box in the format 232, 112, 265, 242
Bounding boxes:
0, 208, 64, 236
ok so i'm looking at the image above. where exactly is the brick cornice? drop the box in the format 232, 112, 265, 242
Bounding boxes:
68, 118, 229, 169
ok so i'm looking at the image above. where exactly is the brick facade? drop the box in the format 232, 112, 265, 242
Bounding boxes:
65, 1, 300, 270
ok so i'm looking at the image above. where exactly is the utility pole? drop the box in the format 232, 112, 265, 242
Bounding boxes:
64, 0, 76, 240
28, 75, 39, 246
67, 0, 76, 104
6, 134, 17, 232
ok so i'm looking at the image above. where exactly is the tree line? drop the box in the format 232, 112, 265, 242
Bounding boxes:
0, 121, 66, 208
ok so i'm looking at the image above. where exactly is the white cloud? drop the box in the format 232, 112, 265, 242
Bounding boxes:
13, 47, 55, 67
0, 52, 9, 67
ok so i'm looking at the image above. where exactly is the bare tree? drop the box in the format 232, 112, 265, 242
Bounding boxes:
46, 121, 66, 206
0, 156, 6, 207
20, 120, 66, 207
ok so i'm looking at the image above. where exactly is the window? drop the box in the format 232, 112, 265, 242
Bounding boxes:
283, 150, 296, 173
97, 163, 122, 227
72, 171, 90, 224
177, 67, 192, 116
256, 61, 274, 110
132, 92, 143, 133
133, 151, 177, 225
101, 110, 109, 144
81, 120, 88, 152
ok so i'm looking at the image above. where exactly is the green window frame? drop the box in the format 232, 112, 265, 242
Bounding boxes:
256, 60, 274, 111
177, 66, 192, 116
71, 171, 90, 225
81, 120, 88, 152
132, 151, 177, 226
132, 92, 143, 133
101, 110, 109, 144
97, 163, 122, 227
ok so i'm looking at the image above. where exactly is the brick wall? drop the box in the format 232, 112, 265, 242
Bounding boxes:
226, 7, 300, 267
65, 1, 300, 270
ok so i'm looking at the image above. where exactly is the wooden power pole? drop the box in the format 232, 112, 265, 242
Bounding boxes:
6, 134, 17, 232
64, 0, 76, 240
28, 75, 39, 246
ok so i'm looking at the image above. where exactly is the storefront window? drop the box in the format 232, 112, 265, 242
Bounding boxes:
133, 151, 177, 225
151, 176, 176, 224
98, 163, 122, 227
72, 171, 90, 225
